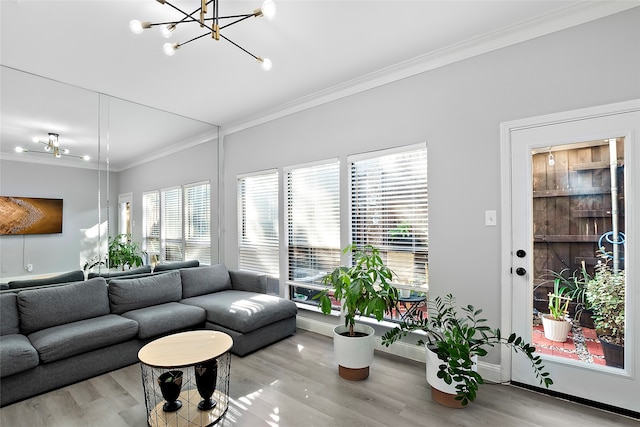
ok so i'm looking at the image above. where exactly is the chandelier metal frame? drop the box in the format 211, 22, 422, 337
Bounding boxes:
131, 0, 275, 70
15, 133, 90, 161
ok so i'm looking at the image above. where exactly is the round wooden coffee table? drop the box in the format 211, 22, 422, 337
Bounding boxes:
138, 331, 233, 427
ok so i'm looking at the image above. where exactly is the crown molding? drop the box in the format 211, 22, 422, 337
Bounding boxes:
115, 127, 220, 172
222, 1, 639, 136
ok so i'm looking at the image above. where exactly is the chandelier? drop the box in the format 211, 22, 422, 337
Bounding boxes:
15, 133, 90, 161
130, 0, 276, 70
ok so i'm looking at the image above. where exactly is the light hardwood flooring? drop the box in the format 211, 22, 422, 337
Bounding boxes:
1, 329, 636, 427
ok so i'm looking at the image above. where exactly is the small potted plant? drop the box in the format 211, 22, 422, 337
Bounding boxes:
315, 244, 398, 380
108, 233, 146, 271
547, 262, 594, 328
540, 279, 573, 342
586, 249, 625, 368
382, 294, 552, 407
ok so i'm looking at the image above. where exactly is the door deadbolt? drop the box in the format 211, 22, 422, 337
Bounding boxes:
516, 249, 526, 258
516, 267, 526, 276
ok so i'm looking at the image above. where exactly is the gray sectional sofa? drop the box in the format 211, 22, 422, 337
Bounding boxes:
0, 264, 297, 407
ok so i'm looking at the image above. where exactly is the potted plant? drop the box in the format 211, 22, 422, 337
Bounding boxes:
315, 244, 398, 380
108, 233, 146, 271
540, 279, 573, 342
382, 294, 552, 407
546, 262, 594, 328
585, 249, 625, 368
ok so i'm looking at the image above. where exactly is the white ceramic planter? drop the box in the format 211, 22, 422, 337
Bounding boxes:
333, 323, 375, 369
425, 344, 477, 407
541, 314, 572, 342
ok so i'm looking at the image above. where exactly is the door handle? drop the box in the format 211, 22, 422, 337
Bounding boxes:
515, 267, 526, 276
516, 249, 526, 258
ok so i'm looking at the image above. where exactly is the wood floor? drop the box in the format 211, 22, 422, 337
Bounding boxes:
1, 329, 635, 427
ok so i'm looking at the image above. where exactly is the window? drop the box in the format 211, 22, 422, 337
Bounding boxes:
162, 187, 183, 262
237, 171, 279, 276
286, 160, 341, 304
184, 182, 211, 264
142, 191, 160, 263
349, 145, 428, 289
142, 181, 211, 266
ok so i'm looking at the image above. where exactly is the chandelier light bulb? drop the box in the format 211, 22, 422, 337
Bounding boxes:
259, 57, 272, 71
130, 19, 144, 34
62, 148, 70, 155
261, 0, 276, 19
15, 147, 24, 153
83, 155, 91, 161
163, 42, 179, 56
55, 152, 62, 159
162, 24, 176, 38
44, 145, 51, 152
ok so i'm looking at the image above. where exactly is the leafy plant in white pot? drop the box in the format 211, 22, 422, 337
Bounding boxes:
541, 279, 573, 342
315, 244, 398, 380
382, 294, 552, 407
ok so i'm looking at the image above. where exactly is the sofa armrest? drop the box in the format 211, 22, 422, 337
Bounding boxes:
229, 270, 268, 294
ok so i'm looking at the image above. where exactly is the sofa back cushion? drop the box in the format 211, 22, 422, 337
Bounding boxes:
0, 293, 20, 335
109, 270, 182, 314
181, 264, 232, 298
88, 265, 151, 279
17, 278, 110, 335
153, 260, 199, 273
8, 269, 85, 290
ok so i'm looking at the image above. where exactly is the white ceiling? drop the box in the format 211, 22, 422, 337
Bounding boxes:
1, 1, 637, 170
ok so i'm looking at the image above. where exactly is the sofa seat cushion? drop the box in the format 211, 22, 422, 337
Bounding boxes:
18, 277, 110, 335
121, 302, 206, 339
28, 314, 138, 363
181, 291, 298, 334
0, 334, 39, 377
109, 270, 182, 314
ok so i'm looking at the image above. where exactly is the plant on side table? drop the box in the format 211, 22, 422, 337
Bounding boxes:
108, 233, 146, 271
540, 279, 573, 343
315, 244, 398, 380
382, 294, 552, 407
586, 248, 625, 368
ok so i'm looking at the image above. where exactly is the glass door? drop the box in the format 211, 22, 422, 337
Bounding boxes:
504, 101, 639, 414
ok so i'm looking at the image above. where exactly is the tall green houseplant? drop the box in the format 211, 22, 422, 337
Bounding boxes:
316, 244, 398, 336
108, 233, 146, 271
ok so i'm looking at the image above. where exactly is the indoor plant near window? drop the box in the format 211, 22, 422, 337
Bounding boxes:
108, 233, 146, 271
585, 249, 625, 368
315, 244, 399, 380
540, 279, 573, 342
382, 294, 552, 407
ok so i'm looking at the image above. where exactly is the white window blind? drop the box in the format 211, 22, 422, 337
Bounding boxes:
184, 181, 211, 265
287, 160, 341, 286
350, 146, 428, 287
142, 191, 160, 259
161, 187, 183, 262
238, 171, 279, 276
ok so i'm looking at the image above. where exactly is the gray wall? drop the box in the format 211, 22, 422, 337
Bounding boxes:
116, 138, 220, 264
0, 160, 114, 279
221, 9, 640, 362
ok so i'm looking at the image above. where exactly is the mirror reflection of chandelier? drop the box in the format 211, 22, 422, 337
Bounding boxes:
130, 0, 276, 70
14, 133, 91, 161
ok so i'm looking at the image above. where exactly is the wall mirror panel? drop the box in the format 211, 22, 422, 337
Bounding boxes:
0, 66, 218, 286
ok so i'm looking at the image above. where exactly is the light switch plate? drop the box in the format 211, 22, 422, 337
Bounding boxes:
485, 210, 497, 226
